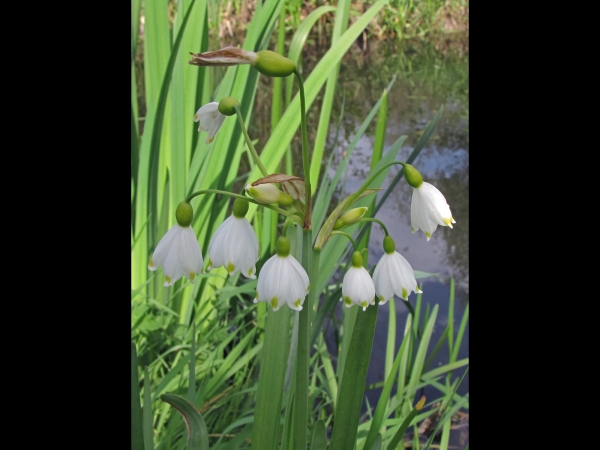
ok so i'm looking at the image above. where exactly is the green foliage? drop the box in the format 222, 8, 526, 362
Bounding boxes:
132, 1, 468, 449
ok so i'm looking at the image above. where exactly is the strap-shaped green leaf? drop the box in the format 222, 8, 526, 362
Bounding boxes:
160, 393, 209, 450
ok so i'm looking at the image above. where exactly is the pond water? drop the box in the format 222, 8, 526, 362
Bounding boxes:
320, 38, 469, 447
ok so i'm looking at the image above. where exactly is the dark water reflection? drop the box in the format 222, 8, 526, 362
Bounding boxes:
321, 38, 469, 446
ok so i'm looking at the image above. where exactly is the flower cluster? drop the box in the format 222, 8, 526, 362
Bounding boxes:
148, 48, 456, 313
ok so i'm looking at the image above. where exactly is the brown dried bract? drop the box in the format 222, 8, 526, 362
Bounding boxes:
188, 46, 257, 67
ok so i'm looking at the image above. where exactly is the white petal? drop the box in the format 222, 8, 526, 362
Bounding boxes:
193, 102, 226, 144
148, 225, 181, 270
342, 267, 375, 308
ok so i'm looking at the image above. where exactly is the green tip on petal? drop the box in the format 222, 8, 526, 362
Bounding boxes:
248, 267, 253, 276
175, 201, 194, 227
402, 287, 408, 299
271, 297, 279, 310
226, 262, 235, 273
361, 301, 368, 311
189, 272, 195, 282
425, 232, 431, 240
344, 296, 352, 306
295, 299, 301, 308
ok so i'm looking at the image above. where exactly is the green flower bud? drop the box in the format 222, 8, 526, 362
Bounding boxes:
351, 250, 363, 268
333, 207, 368, 230
175, 201, 194, 227
218, 96, 239, 116
383, 235, 395, 254
276, 235, 291, 257
246, 183, 294, 206
232, 197, 249, 218
254, 50, 296, 77
403, 164, 423, 188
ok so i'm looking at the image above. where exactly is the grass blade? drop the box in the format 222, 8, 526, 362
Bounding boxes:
131, 343, 144, 450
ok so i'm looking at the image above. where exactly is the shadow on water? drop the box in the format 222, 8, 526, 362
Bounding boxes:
321, 37, 469, 447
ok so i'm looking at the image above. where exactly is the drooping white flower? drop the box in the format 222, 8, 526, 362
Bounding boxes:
372, 236, 422, 304
207, 202, 259, 278
340, 251, 376, 311
148, 201, 204, 286
402, 164, 455, 242
254, 236, 310, 311
411, 182, 455, 241
194, 102, 226, 144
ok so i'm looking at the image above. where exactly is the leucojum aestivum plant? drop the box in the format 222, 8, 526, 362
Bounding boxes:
139, 45, 459, 450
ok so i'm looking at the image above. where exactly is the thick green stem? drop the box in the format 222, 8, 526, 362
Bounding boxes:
294, 69, 312, 228
293, 228, 313, 450
234, 105, 269, 177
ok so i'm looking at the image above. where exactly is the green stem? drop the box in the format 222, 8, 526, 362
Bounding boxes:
185, 189, 288, 217
347, 161, 408, 206
294, 69, 312, 228
234, 105, 269, 177
293, 228, 313, 450
358, 217, 389, 236
331, 231, 357, 250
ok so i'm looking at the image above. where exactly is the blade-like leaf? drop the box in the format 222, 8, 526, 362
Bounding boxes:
160, 393, 209, 450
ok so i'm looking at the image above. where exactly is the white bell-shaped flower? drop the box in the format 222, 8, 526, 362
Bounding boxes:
411, 181, 455, 241
148, 201, 203, 286
372, 236, 422, 304
340, 251, 376, 311
207, 199, 259, 278
254, 236, 310, 311
402, 163, 455, 241
194, 102, 226, 144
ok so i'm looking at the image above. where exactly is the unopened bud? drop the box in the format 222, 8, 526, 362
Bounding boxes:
333, 207, 368, 230
254, 50, 296, 77
246, 183, 294, 206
